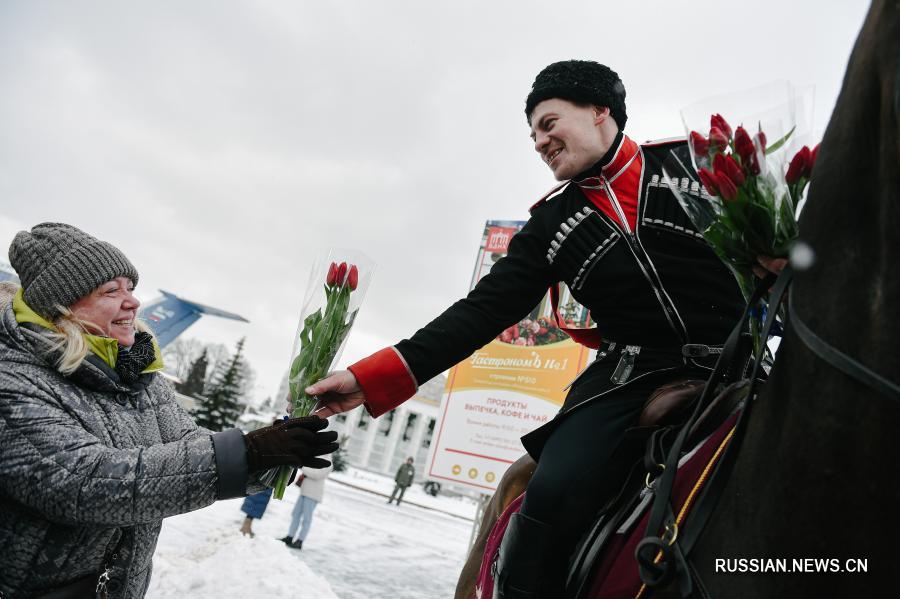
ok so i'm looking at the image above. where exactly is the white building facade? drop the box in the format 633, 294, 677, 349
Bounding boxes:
330, 375, 445, 482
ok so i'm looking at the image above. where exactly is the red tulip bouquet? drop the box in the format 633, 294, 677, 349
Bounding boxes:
663, 82, 817, 349
272, 250, 374, 499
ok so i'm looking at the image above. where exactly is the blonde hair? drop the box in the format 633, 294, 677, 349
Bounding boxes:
0, 282, 17, 307
47, 305, 154, 375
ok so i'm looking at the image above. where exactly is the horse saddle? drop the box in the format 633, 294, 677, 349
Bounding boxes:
565, 379, 750, 599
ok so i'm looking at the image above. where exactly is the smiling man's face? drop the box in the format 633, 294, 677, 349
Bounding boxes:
529, 98, 614, 181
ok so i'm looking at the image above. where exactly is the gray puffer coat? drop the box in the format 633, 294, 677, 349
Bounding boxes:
0, 291, 252, 599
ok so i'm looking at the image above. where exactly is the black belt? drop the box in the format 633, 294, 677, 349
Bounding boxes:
595, 340, 725, 386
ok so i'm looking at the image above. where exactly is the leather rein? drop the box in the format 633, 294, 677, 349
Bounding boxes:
789, 292, 900, 403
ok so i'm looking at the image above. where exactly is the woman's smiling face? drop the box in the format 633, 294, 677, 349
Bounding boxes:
69, 276, 141, 346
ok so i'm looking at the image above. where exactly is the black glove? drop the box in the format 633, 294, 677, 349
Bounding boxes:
244, 416, 339, 473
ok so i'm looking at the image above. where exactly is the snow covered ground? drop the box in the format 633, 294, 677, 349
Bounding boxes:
147, 468, 480, 598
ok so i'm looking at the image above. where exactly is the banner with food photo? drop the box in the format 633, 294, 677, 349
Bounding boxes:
425, 220, 592, 492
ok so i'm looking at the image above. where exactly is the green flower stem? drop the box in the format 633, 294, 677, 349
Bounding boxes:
273, 284, 355, 499
734, 270, 764, 358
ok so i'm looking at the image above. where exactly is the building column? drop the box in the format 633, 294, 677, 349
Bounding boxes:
342, 405, 363, 439
407, 410, 430, 462
359, 411, 380, 469
380, 407, 408, 473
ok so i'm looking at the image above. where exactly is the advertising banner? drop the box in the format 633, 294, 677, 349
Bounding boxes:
425, 220, 592, 492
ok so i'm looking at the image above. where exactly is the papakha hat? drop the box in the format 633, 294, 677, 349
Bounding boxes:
525, 60, 627, 130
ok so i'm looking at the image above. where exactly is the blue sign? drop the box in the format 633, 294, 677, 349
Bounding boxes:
0, 263, 19, 284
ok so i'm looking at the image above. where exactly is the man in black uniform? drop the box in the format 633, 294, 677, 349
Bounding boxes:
309, 60, 746, 598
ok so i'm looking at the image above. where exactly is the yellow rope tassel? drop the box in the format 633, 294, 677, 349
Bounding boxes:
634, 426, 736, 599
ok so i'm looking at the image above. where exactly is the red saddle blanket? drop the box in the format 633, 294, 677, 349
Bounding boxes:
475, 413, 737, 599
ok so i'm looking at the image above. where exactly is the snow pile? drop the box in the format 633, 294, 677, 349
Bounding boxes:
149, 476, 472, 598
147, 517, 337, 598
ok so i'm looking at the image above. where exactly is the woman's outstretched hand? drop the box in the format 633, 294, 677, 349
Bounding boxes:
243, 416, 339, 472
307, 370, 367, 417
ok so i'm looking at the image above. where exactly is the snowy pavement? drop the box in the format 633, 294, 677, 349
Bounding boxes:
147, 469, 479, 598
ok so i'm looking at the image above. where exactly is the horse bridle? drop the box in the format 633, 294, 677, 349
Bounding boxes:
636, 266, 900, 597
789, 292, 900, 402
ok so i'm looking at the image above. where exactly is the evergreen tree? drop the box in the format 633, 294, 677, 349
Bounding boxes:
176, 349, 208, 398
194, 338, 248, 431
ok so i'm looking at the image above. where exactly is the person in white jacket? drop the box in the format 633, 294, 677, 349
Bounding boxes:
280, 463, 332, 549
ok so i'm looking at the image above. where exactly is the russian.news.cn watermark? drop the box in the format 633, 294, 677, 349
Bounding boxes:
714, 558, 868, 574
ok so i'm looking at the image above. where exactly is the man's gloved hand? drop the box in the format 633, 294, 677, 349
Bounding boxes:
244, 416, 339, 473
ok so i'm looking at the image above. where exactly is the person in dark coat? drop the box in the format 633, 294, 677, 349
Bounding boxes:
239, 488, 274, 537
0, 223, 339, 599
387, 457, 416, 506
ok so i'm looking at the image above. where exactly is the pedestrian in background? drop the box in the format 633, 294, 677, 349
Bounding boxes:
281, 463, 332, 549
387, 457, 416, 506
239, 488, 274, 537
0, 222, 338, 599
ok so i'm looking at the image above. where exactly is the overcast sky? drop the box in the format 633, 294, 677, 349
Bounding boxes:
0, 1, 871, 404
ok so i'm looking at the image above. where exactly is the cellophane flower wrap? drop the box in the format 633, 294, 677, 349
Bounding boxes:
662, 82, 818, 349
271, 249, 374, 499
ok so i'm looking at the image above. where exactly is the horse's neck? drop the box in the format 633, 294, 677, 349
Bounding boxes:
792, 0, 899, 383
689, 4, 900, 594
730, 0, 900, 527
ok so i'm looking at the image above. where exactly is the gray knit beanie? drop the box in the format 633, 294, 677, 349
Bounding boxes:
8, 222, 139, 319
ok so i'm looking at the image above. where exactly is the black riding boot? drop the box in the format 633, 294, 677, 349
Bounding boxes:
493, 512, 554, 599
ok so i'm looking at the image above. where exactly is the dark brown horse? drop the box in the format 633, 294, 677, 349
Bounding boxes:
665, 0, 900, 595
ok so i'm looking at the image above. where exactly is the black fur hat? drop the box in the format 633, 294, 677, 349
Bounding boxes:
525, 60, 627, 130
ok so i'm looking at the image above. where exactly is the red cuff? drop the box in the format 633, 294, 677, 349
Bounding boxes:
348, 347, 418, 418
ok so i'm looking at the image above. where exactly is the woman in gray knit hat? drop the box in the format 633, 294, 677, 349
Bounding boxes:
0, 222, 339, 599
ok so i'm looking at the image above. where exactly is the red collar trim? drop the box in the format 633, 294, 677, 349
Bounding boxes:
602, 134, 640, 182
529, 134, 640, 212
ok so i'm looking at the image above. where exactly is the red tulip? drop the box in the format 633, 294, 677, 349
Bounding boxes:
714, 171, 739, 201
712, 153, 727, 174
326, 262, 338, 286
786, 146, 812, 184
710, 114, 733, 140
690, 131, 709, 156
698, 168, 719, 196
336, 262, 348, 286
748, 152, 761, 176
809, 143, 819, 175
347, 264, 359, 290
734, 126, 755, 162
714, 153, 746, 187
709, 127, 729, 152
755, 131, 767, 154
